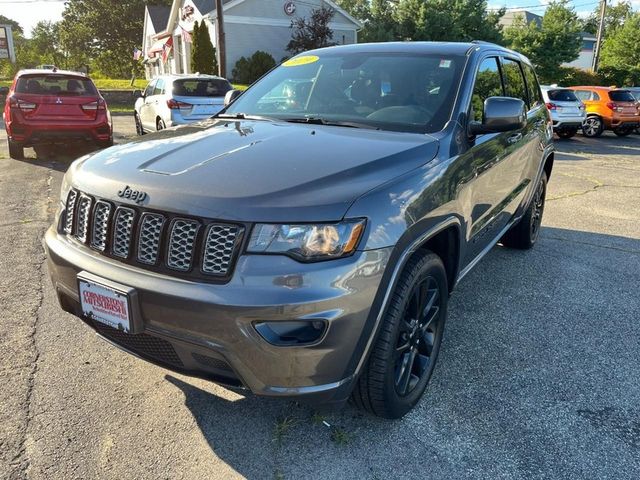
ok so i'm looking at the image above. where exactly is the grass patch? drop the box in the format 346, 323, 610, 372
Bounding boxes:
273, 416, 298, 446
108, 105, 135, 114
330, 427, 352, 445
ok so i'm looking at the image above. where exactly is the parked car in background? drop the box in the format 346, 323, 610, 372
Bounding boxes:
133, 74, 233, 134
46, 41, 553, 419
626, 87, 640, 133
570, 86, 640, 137
540, 85, 585, 139
3, 69, 113, 160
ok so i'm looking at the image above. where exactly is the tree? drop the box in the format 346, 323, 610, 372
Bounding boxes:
0, 14, 23, 34
232, 51, 276, 84
582, 1, 632, 35
191, 20, 218, 75
58, 0, 171, 78
29, 21, 67, 68
504, 0, 582, 83
337, 0, 504, 44
287, 6, 337, 55
599, 12, 640, 86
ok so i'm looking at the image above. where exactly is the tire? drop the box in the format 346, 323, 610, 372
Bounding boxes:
33, 145, 52, 159
8, 139, 24, 160
613, 127, 632, 137
582, 116, 603, 137
556, 128, 577, 139
96, 137, 114, 149
351, 251, 448, 419
501, 170, 547, 250
156, 118, 166, 131
134, 113, 144, 136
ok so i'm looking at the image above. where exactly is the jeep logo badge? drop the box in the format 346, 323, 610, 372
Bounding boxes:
117, 185, 147, 204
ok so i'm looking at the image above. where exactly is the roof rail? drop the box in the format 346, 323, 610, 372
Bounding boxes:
471, 40, 501, 46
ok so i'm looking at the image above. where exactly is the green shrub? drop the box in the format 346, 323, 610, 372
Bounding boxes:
232, 51, 276, 85
556, 67, 603, 86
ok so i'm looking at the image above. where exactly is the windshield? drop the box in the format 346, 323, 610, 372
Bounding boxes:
16, 75, 97, 96
225, 52, 465, 133
173, 78, 232, 97
548, 89, 579, 102
609, 90, 636, 102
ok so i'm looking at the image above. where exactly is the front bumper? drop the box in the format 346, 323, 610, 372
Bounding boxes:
45, 226, 391, 404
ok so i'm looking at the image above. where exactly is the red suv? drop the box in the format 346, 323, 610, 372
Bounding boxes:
3, 69, 112, 159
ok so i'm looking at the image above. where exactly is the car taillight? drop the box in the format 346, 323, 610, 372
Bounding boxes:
9, 97, 36, 112
605, 102, 622, 112
545, 102, 556, 110
167, 99, 191, 109
81, 99, 106, 111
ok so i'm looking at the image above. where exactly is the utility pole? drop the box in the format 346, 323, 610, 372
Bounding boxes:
592, 0, 607, 72
215, 0, 226, 78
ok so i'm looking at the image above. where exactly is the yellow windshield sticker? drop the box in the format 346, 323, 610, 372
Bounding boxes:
283, 55, 319, 67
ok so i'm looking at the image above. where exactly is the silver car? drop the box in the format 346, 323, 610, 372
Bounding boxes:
133, 74, 232, 134
541, 85, 586, 139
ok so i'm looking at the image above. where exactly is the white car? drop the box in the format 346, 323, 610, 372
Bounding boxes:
133, 74, 233, 134
541, 85, 586, 139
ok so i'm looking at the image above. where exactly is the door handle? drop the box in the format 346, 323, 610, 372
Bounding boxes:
507, 133, 522, 144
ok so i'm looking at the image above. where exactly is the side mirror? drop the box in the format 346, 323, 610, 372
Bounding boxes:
132, 89, 143, 99
224, 89, 242, 107
0, 86, 9, 95
470, 97, 526, 135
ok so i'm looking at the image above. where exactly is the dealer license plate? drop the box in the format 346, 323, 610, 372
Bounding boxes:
79, 278, 131, 333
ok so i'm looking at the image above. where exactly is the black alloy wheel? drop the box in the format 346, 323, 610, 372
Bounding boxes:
394, 275, 443, 397
351, 251, 448, 419
501, 170, 548, 249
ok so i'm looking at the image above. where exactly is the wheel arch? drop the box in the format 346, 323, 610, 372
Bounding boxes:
543, 151, 554, 181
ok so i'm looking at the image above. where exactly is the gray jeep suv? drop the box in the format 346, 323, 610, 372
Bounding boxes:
45, 42, 553, 419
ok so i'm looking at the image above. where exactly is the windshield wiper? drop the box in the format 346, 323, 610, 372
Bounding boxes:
283, 117, 379, 130
215, 113, 278, 121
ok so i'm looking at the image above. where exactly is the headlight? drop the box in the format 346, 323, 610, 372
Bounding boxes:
247, 219, 366, 261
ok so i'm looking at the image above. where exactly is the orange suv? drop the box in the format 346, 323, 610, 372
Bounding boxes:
570, 86, 640, 137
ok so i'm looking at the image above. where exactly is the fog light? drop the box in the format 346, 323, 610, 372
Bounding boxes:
254, 320, 327, 346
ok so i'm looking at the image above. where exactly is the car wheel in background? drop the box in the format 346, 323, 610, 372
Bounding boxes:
557, 128, 578, 139
97, 137, 114, 149
156, 118, 166, 131
582, 116, 603, 137
134, 113, 144, 136
351, 251, 447, 419
613, 127, 632, 137
33, 145, 53, 160
8, 139, 24, 160
501, 170, 547, 250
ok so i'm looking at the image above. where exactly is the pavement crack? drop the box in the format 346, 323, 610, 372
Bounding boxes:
544, 234, 640, 255
12, 168, 54, 477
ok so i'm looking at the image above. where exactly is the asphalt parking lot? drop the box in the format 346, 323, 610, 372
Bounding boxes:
1, 116, 639, 479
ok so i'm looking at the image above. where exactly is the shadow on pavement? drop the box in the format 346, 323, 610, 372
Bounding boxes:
162, 226, 640, 478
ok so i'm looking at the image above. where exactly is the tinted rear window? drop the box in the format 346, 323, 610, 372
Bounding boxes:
16, 75, 97, 96
173, 79, 232, 97
609, 90, 636, 102
548, 89, 578, 102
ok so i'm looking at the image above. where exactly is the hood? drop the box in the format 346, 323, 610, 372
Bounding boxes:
69, 119, 439, 222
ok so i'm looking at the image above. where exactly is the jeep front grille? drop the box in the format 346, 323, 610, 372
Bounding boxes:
137, 213, 164, 265
91, 201, 112, 251
75, 195, 93, 243
63, 189, 244, 281
112, 207, 136, 259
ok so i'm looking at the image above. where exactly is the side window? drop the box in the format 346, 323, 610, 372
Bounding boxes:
593, 91, 600, 101
153, 79, 165, 96
523, 63, 543, 109
574, 90, 591, 101
501, 58, 528, 107
144, 80, 156, 97
470, 57, 503, 123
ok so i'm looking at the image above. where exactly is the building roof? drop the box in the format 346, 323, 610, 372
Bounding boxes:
147, 5, 171, 32
499, 10, 542, 28
192, 0, 234, 16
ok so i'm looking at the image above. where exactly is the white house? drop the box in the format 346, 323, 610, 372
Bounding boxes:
141, 0, 362, 80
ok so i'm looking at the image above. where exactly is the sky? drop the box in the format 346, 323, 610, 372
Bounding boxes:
1, 0, 639, 38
